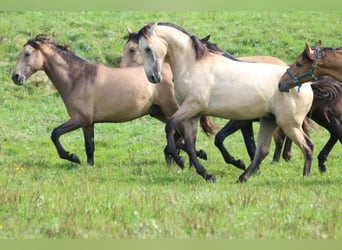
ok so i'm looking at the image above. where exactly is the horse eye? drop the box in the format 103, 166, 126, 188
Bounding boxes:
145, 47, 152, 54
295, 62, 302, 68
129, 47, 136, 53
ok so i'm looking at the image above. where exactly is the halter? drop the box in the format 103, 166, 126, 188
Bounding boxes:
285, 47, 322, 92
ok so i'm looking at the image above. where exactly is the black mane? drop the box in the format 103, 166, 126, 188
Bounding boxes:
25, 35, 97, 79
25, 34, 91, 65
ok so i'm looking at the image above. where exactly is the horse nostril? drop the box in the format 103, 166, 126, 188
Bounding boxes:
12, 73, 20, 81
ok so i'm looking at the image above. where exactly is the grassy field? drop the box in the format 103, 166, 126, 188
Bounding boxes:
0, 11, 341, 239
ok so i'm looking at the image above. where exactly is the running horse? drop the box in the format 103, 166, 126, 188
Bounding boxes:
121, 28, 291, 169
137, 22, 314, 183
11, 35, 215, 165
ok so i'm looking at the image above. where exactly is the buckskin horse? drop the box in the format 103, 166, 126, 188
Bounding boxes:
137, 22, 313, 182
11, 35, 215, 165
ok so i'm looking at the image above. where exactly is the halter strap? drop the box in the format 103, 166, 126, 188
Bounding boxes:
286, 48, 321, 92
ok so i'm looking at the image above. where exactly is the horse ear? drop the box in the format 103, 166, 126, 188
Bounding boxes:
201, 35, 211, 43
147, 22, 158, 35
305, 42, 315, 60
126, 26, 133, 34
316, 40, 322, 47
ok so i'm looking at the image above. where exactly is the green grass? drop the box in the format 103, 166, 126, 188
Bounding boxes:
0, 11, 341, 239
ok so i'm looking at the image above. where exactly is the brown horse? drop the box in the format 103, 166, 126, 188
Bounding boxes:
279, 41, 342, 92
11, 35, 215, 165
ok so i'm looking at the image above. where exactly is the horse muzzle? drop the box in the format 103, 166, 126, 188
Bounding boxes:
278, 80, 290, 93
11, 73, 25, 85
147, 71, 162, 84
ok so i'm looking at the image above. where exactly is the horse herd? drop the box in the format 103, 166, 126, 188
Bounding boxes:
11, 22, 342, 183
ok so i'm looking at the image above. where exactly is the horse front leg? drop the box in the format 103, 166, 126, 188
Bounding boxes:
82, 125, 95, 165
165, 118, 185, 168
214, 120, 255, 170
164, 101, 202, 168
51, 117, 83, 164
182, 118, 216, 182
238, 117, 277, 183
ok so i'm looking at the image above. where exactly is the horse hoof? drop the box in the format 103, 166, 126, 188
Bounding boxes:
319, 165, 327, 173
206, 174, 216, 183
236, 159, 246, 170
71, 154, 81, 164
197, 149, 208, 160
165, 154, 174, 166
176, 156, 185, 168
237, 174, 248, 183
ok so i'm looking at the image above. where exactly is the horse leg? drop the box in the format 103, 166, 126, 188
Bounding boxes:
182, 117, 216, 182
241, 122, 256, 162
282, 137, 293, 161
277, 122, 314, 177
51, 117, 83, 164
272, 127, 286, 162
214, 120, 254, 170
283, 118, 310, 162
82, 125, 95, 165
164, 101, 204, 168
317, 135, 338, 172
151, 104, 207, 162
238, 117, 277, 183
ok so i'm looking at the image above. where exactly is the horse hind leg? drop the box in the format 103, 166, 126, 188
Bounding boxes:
318, 135, 338, 172
279, 123, 313, 177
238, 117, 277, 183
214, 120, 255, 170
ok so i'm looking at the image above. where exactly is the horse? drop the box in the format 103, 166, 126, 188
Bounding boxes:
120, 27, 287, 68
121, 28, 292, 169
279, 40, 342, 92
137, 22, 314, 183
201, 37, 342, 173
11, 35, 216, 165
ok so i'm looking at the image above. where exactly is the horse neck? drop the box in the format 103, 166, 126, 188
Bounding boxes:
157, 26, 196, 75
40, 45, 80, 100
319, 50, 342, 82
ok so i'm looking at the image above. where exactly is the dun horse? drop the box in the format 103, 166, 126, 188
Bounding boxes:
121, 28, 292, 170
137, 22, 314, 183
11, 35, 215, 165
200, 37, 342, 173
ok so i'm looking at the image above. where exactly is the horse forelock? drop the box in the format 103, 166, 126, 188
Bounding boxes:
125, 31, 140, 44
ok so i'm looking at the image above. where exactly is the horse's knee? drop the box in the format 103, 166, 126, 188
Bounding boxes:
258, 145, 270, 160
214, 132, 225, 147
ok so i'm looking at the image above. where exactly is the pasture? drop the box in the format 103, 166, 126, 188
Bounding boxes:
0, 11, 341, 239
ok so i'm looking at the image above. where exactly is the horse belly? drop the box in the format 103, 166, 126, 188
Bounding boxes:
93, 84, 155, 122
207, 84, 272, 120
